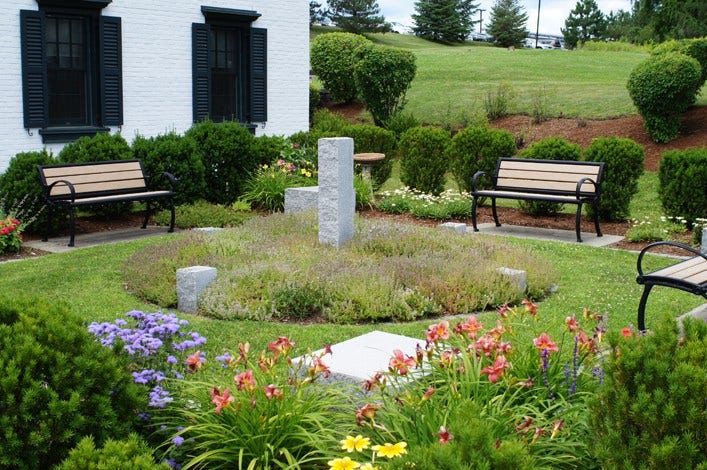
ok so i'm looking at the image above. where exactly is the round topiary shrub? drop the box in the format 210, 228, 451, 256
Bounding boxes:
399, 126, 451, 196
252, 135, 289, 168
651, 38, 707, 87
185, 120, 257, 204
518, 137, 582, 216
0, 295, 143, 468
310, 32, 371, 103
56, 434, 169, 470
583, 137, 645, 221
353, 44, 417, 127
658, 146, 707, 225
627, 52, 702, 143
340, 124, 397, 190
446, 126, 517, 193
57, 132, 132, 163
132, 132, 206, 206
0, 149, 55, 232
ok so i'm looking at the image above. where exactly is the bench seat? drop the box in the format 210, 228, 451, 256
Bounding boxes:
636, 241, 707, 331
38, 159, 177, 247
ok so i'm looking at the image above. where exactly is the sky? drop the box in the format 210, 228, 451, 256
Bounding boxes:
378, 0, 633, 37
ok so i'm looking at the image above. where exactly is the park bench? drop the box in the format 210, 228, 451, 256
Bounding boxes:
470, 158, 605, 242
37, 159, 177, 247
636, 241, 707, 331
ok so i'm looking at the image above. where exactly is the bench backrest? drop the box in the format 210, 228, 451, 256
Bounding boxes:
38, 160, 149, 199
494, 158, 604, 196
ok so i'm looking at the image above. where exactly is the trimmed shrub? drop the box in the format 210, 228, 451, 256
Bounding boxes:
658, 147, 707, 225
56, 434, 169, 470
288, 129, 339, 149
399, 126, 451, 196
583, 137, 645, 221
353, 44, 417, 127
57, 132, 132, 163
446, 126, 517, 193
154, 200, 252, 229
0, 149, 55, 232
340, 124, 396, 190
185, 120, 257, 204
312, 108, 350, 133
627, 52, 702, 143
590, 315, 707, 469
252, 135, 289, 168
385, 111, 421, 139
651, 37, 707, 86
518, 137, 582, 216
0, 295, 143, 469
309, 82, 321, 123
310, 32, 371, 103
132, 132, 206, 206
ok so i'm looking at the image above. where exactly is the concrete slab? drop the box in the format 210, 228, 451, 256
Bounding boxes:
303, 330, 424, 384
678, 302, 707, 325
24, 226, 178, 253
471, 223, 623, 247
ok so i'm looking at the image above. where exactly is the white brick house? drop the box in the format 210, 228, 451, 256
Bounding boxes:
0, 0, 309, 172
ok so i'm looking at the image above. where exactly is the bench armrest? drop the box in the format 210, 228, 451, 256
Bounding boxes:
637, 241, 707, 276
148, 171, 178, 192
575, 177, 599, 198
47, 179, 76, 203
471, 171, 493, 192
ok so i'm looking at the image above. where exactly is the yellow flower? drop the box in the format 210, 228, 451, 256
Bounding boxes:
328, 456, 360, 470
340, 435, 371, 453
262, 164, 269, 169
301, 168, 308, 175
305, 171, 312, 177
360, 463, 378, 470
372, 442, 407, 458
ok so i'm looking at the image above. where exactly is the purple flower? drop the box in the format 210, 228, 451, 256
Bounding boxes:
167, 355, 178, 364
172, 436, 184, 447
149, 386, 173, 408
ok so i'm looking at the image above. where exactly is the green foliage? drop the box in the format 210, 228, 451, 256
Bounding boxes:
57, 132, 132, 163
562, 0, 607, 49
309, 82, 321, 123
628, 0, 707, 43
447, 125, 517, 193
252, 134, 289, 168
312, 108, 351, 133
354, 44, 417, 127
385, 110, 421, 139
0, 149, 55, 232
56, 434, 169, 470
625, 215, 688, 243
487, 0, 530, 48
327, 0, 389, 34
185, 120, 258, 204
354, 174, 375, 209
583, 136, 645, 221
590, 315, 707, 469
0, 295, 142, 469
658, 147, 707, 225
651, 37, 707, 86
339, 124, 396, 190
132, 132, 206, 206
398, 126, 451, 195
627, 52, 702, 143
122, 232, 216, 307
242, 162, 317, 213
518, 137, 582, 216
310, 32, 372, 103
154, 200, 253, 229
412, 0, 479, 44
484, 81, 516, 120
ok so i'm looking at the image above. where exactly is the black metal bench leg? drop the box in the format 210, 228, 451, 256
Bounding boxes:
168, 198, 175, 233
68, 207, 76, 247
491, 198, 500, 227
142, 201, 150, 229
471, 197, 479, 232
593, 204, 603, 237
575, 203, 583, 242
637, 284, 653, 332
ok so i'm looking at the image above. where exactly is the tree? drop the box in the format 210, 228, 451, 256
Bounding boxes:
604, 9, 633, 41
562, 0, 607, 49
486, 0, 528, 48
327, 0, 389, 34
412, 0, 479, 44
310, 1, 326, 26
629, 0, 707, 42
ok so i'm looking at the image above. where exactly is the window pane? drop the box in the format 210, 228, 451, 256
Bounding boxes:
46, 18, 56, 42
58, 20, 70, 42
71, 20, 83, 45
48, 70, 86, 125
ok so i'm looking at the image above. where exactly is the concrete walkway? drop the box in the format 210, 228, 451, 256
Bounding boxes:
471, 222, 624, 247
24, 225, 178, 253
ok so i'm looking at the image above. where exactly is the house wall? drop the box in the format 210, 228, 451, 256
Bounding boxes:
0, 0, 309, 173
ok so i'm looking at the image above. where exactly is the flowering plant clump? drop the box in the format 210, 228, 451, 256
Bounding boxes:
328, 435, 408, 469
277, 142, 318, 178
154, 336, 354, 469
88, 310, 207, 413
625, 214, 688, 243
0, 215, 23, 253
355, 301, 611, 467
376, 187, 472, 220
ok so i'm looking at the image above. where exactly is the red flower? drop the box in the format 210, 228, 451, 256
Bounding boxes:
438, 426, 454, 444
210, 387, 234, 414
497, 302, 512, 318
422, 386, 435, 401
474, 334, 497, 357
565, 315, 579, 332
234, 369, 257, 392
515, 416, 534, 433
426, 320, 450, 343
480, 355, 510, 383
389, 349, 416, 375
621, 327, 633, 338
522, 299, 538, 316
308, 356, 331, 378
356, 403, 379, 425
268, 336, 295, 356
323, 343, 333, 355
533, 333, 559, 353
455, 315, 483, 339
363, 372, 385, 392
264, 384, 283, 400
186, 350, 204, 371
577, 329, 597, 353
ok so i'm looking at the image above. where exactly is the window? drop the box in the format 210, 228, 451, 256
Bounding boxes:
21, 0, 122, 143
192, 7, 266, 125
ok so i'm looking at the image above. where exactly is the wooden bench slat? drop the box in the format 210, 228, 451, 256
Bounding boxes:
41, 161, 142, 178
65, 190, 174, 205
44, 169, 146, 187
499, 160, 602, 176
498, 169, 600, 184
496, 178, 594, 193
49, 179, 148, 196
472, 190, 586, 202
651, 257, 705, 279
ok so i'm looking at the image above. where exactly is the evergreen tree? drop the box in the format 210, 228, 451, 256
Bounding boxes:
310, 1, 326, 26
412, 0, 479, 44
327, 0, 389, 34
486, 0, 528, 48
630, 0, 707, 42
562, 0, 607, 49
604, 9, 633, 41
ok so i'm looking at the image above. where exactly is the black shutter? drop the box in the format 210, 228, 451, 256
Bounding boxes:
250, 27, 267, 123
20, 10, 47, 129
192, 23, 211, 122
99, 16, 123, 126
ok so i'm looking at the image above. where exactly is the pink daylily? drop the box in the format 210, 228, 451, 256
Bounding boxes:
480, 355, 510, 383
